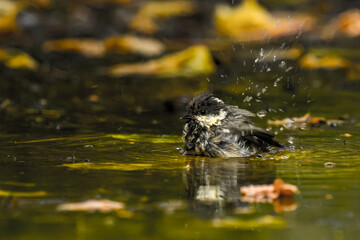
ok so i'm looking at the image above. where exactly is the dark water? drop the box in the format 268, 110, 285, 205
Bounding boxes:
1, 60, 360, 239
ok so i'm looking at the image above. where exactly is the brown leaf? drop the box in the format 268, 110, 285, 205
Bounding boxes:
240, 178, 298, 203
322, 9, 360, 39
268, 113, 344, 129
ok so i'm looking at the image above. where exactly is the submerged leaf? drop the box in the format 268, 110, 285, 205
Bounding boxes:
107, 45, 215, 78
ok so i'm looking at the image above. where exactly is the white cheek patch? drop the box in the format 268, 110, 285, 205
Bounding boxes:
196, 109, 227, 127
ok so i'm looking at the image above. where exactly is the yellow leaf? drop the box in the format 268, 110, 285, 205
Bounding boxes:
108, 45, 215, 78
0, 1, 21, 34
214, 0, 314, 41
0, 190, 47, 197
0, 48, 39, 70
61, 162, 153, 171
130, 1, 195, 34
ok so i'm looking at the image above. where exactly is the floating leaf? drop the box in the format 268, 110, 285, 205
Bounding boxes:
214, 0, 314, 41
0, 48, 38, 70
130, 1, 195, 34
0, 181, 36, 187
110, 134, 182, 143
322, 9, 360, 39
107, 45, 215, 78
268, 113, 344, 129
0, 190, 46, 197
105, 35, 165, 56
43, 39, 105, 57
57, 199, 125, 213
212, 215, 286, 229
240, 178, 298, 203
43, 35, 165, 57
0, 1, 21, 34
300, 53, 350, 70
61, 162, 153, 171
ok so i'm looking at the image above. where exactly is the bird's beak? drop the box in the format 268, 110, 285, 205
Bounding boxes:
180, 114, 194, 120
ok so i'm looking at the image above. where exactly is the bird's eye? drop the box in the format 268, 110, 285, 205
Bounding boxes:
200, 110, 206, 115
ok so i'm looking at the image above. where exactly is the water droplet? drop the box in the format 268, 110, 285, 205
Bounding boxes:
266, 67, 271, 72
254, 58, 259, 63
285, 66, 293, 72
243, 96, 253, 103
257, 110, 267, 118
259, 48, 264, 57
273, 55, 277, 62
279, 61, 286, 68
274, 77, 282, 87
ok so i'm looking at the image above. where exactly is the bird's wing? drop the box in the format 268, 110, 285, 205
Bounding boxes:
220, 120, 282, 152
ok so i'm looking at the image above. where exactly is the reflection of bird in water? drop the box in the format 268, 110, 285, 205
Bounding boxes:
180, 91, 282, 158
184, 158, 276, 219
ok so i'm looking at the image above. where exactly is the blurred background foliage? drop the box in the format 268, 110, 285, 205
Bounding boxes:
0, 0, 359, 134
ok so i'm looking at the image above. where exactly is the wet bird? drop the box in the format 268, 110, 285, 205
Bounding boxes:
179, 91, 282, 158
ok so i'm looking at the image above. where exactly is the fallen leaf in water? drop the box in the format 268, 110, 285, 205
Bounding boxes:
110, 133, 182, 143
107, 45, 215, 78
214, 0, 314, 41
43, 35, 165, 57
0, 190, 47, 197
324, 162, 336, 168
240, 178, 298, 203
61, 162, 153, 171
273, 198, 298, 213
322, 9, 360, 39
43, 39, 105, 57
57, 199, 125, 213
104, 35, 165, 56
300, 53, 350, 70
0, 48, 38, 70
212, 215, 286, 229
268, 113, 344, 129
0, 1, 22, 35
130, 1, 195, 34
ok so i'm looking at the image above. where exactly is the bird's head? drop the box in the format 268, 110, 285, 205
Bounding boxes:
181, 91, 228, 127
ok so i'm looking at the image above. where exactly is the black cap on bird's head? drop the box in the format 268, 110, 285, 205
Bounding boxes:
181, 91, 226, 120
